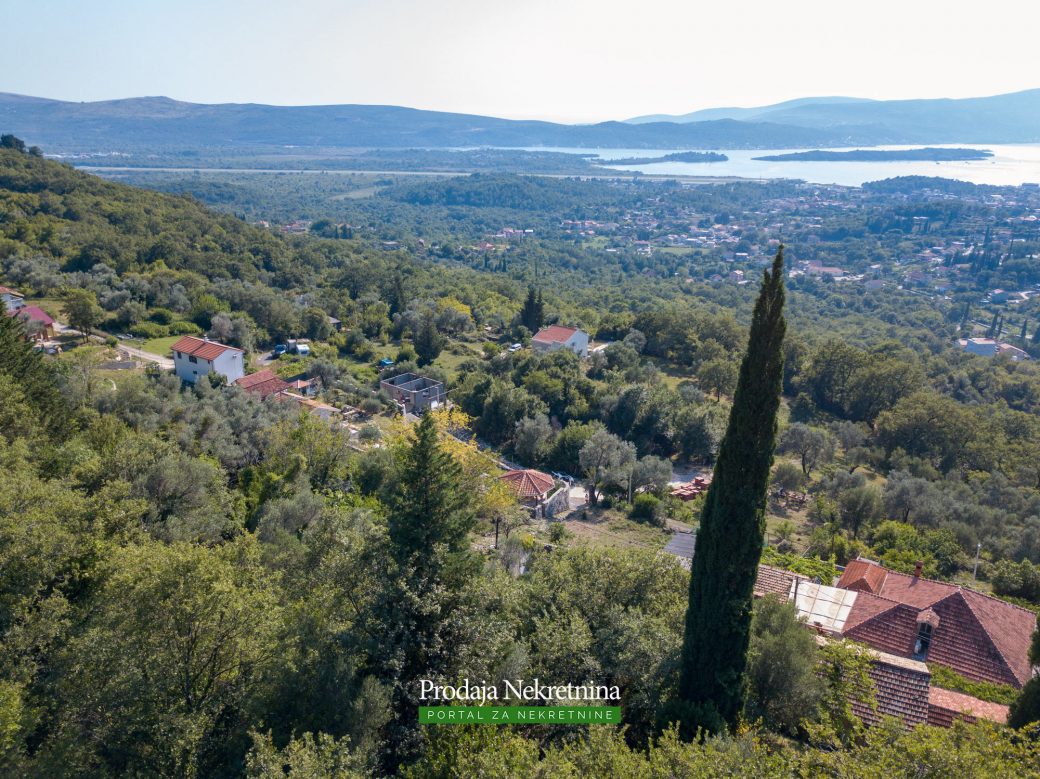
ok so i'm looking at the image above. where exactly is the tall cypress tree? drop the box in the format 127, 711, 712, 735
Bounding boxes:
520, 285, 544, 333
676, 246, 787, 735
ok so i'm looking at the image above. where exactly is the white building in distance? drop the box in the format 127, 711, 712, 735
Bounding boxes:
531, 325, 589, 358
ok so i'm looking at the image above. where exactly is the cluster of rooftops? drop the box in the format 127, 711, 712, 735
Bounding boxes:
753, 556, 1037, 728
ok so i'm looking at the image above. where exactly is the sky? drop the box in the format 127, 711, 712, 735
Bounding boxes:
3, 0, 1039, 123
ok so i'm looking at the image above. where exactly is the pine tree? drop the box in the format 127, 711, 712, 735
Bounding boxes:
374, 413, 477, 768
388, 413, 476, 577
676, 246, 787, 735
0, 312, 67, 436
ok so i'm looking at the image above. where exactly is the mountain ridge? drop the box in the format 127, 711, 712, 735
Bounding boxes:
2, 88, 1038, 152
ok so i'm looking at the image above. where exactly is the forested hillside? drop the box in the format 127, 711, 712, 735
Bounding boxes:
2, 146, 1040, 776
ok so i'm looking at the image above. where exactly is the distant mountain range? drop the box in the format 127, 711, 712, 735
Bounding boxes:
626, 90, 1040, 144
1, 89, 1038, 155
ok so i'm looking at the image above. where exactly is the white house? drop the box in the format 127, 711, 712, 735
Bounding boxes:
963, 337, 1000, 357
171, 335, 245, 384
0, 286, 25, 313
531, 325, 589, 358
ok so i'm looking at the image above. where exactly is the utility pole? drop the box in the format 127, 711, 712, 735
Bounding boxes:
494, 517, 500, 549
972, 543, 982, 581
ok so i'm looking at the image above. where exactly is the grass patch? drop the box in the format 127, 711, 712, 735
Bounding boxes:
564, 506, 672, 552
133, 335, 181, 356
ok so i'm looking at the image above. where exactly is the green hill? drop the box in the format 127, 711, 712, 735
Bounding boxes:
0, 146, 293, 280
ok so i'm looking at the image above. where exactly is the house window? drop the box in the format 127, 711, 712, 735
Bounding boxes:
913, 623, 933, 660
189, 355, 198, 364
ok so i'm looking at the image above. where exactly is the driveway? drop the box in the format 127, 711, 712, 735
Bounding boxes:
117, 342, 174, 370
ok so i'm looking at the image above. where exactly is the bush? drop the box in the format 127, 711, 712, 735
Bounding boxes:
148, 307, 177, 325
761, 546, 838, 583
104, 334, 119, 347
360, 397, 383, 415
991, 559, 1040, 604
358, 424, 381, 442
167, 320, 203, 335
548, 523, 571, 544
630, 493, 664, 526
129, 322, 169, 339
772, 461, 805, 491
929, 663, 1018, 705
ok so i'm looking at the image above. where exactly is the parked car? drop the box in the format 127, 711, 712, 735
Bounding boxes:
378, 357, 394, 368
273, 344, 287, 357
508, 343, 523, 353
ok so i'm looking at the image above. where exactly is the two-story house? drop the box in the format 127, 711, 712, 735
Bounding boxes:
171, 335, 245, 385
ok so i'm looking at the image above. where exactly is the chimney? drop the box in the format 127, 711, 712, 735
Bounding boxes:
913, 560, 923, 579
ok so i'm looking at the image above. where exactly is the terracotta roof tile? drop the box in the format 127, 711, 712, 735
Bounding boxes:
838, 558, 1037, 688
171, 335, 243, 361
837, 558, 888, 593
856, 655, 931, 728
498, 469, 555, 500
234, 369, 289, 400
532, 325, 579, 344
8, 305, 54, 326
927, 687, 1009, 726
754, 564, 809, 598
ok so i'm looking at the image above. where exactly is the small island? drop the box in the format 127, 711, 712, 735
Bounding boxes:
607, 151, 728, 165
752, 147, 993, 162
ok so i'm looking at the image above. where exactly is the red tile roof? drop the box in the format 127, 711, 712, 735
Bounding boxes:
532, 325, 579, 344
856, 652, 931, 728
838, 558, 888, 593
498, 469, 555, 500
838, 558, 1037, 687
234, 369, 289, 400
754, 564, 810, 598
926, 687, 1009, 727
170, 335, 242, 361
0, 286, 23, 296
8, 305, 54, 326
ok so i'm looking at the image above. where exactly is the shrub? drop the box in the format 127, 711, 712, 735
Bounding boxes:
148, 307, 177, 325
167, 320, 203, 335
548, 523, 571, 544
129, 322, 168, 339
991, 559, 1040, 604
630, 493, 664, 526
358, 424, 381, 442
360, 397, 383, 415
929, 664, 1018, 705
761, 547, 838, 583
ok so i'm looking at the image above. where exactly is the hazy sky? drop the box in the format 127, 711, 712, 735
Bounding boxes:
3, 0, 1038, 122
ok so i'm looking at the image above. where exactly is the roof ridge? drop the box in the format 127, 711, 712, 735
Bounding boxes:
878, 563, 1036, 615
840, 593, 901, 632
953, 589, 1026, 685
